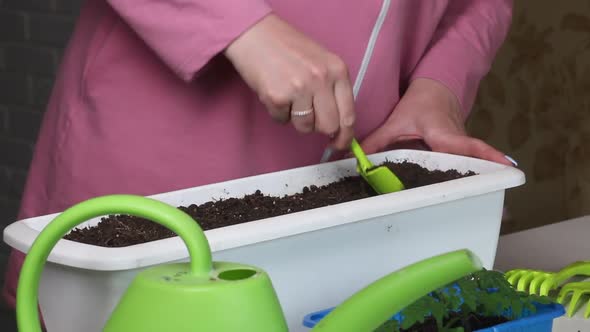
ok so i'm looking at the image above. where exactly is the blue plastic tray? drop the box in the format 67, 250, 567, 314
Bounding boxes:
302, 303, 564, 332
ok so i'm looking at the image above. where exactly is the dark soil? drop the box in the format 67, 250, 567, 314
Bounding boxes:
400, 312, 508, 331
64, 161, 475, 247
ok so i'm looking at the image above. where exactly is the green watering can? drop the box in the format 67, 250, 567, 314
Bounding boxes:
17, 195, 482, 332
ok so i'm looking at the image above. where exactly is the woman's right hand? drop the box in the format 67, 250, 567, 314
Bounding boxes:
224, 14, 355, 150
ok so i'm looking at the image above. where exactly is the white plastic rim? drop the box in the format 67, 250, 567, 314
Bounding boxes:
3, 150, 525, 271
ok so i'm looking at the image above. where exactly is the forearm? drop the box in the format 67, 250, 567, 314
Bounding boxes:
106, 0, 272, 81
409, 0, 513, 119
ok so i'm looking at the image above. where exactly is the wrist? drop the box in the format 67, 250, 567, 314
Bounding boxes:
407, 78, 463, 121
223, 13, 276, 62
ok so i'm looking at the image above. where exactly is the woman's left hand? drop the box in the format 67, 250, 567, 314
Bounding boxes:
360, 78, 515, 166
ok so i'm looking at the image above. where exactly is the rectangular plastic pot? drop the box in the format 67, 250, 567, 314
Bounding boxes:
302, 303, 565, 331
3, 150, 525, 332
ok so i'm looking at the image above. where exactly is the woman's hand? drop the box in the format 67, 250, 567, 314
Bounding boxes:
360, 78, 515, 166
224, 14, 355, 150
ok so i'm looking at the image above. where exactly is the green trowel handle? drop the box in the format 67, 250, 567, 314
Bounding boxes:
312, 249, 483, 332
16, 195, 213, 332
351, 138, 373, 173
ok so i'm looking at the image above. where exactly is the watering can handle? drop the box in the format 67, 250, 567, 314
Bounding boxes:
16, 195, 213, 332
312, 249, 483, 332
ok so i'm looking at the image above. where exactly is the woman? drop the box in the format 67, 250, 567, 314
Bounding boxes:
3, 0, 514, 309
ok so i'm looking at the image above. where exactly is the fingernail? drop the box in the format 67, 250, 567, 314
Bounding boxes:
504, 155, 518, 167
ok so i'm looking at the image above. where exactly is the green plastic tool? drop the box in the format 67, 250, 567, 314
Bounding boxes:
17, 195, 482, 332
556, 281, 590, 318
505, 261, 590, 296
505, 261, 590, 318
351, 138, 404, 194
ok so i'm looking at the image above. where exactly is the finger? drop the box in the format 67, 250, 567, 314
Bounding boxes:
347, 139, 428, 159
428, 134, 513, 166
263, 104, 290, 123
331, 78, 355, 150
262, 103, 291, 124
313, 84, 340, 139
465, 138, 514, 166
290, 94, 315, 133
359, 124, 394, 155
260, 92, 291, 124
387, 138, 430, 151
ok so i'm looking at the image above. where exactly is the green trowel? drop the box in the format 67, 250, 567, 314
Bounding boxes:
17, 195, 482, 332
351, 138, 404, 194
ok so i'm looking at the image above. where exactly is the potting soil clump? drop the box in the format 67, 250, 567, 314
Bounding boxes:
64, 161, 475, 247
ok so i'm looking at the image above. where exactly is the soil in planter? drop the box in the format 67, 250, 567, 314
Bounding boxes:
399, 312, 509, 331
64, 161, 475, 247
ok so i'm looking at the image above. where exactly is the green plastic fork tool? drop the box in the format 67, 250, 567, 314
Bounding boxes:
556, 281, 590, 318
505, 261, 590, 296
505, 261, 590, 318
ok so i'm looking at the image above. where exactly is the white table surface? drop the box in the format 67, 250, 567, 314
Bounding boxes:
494, 215, 590, 331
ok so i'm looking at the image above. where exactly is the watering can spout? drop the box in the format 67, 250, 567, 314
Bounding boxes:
311, 250, 483, 332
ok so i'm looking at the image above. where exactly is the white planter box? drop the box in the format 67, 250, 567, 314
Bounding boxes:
4, 150, 524, 332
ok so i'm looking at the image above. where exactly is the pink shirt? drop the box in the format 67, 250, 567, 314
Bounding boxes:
3, 0, 512, 306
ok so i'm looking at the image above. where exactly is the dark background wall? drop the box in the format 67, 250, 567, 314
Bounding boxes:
0, 1, 80, 221
0, 0, 82, 330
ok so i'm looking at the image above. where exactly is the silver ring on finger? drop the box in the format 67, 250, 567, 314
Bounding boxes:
291, 108, 314, 117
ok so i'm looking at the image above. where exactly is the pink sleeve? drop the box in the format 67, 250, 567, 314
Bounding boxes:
106, 0, 272, 81
410, 0, 513, 118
